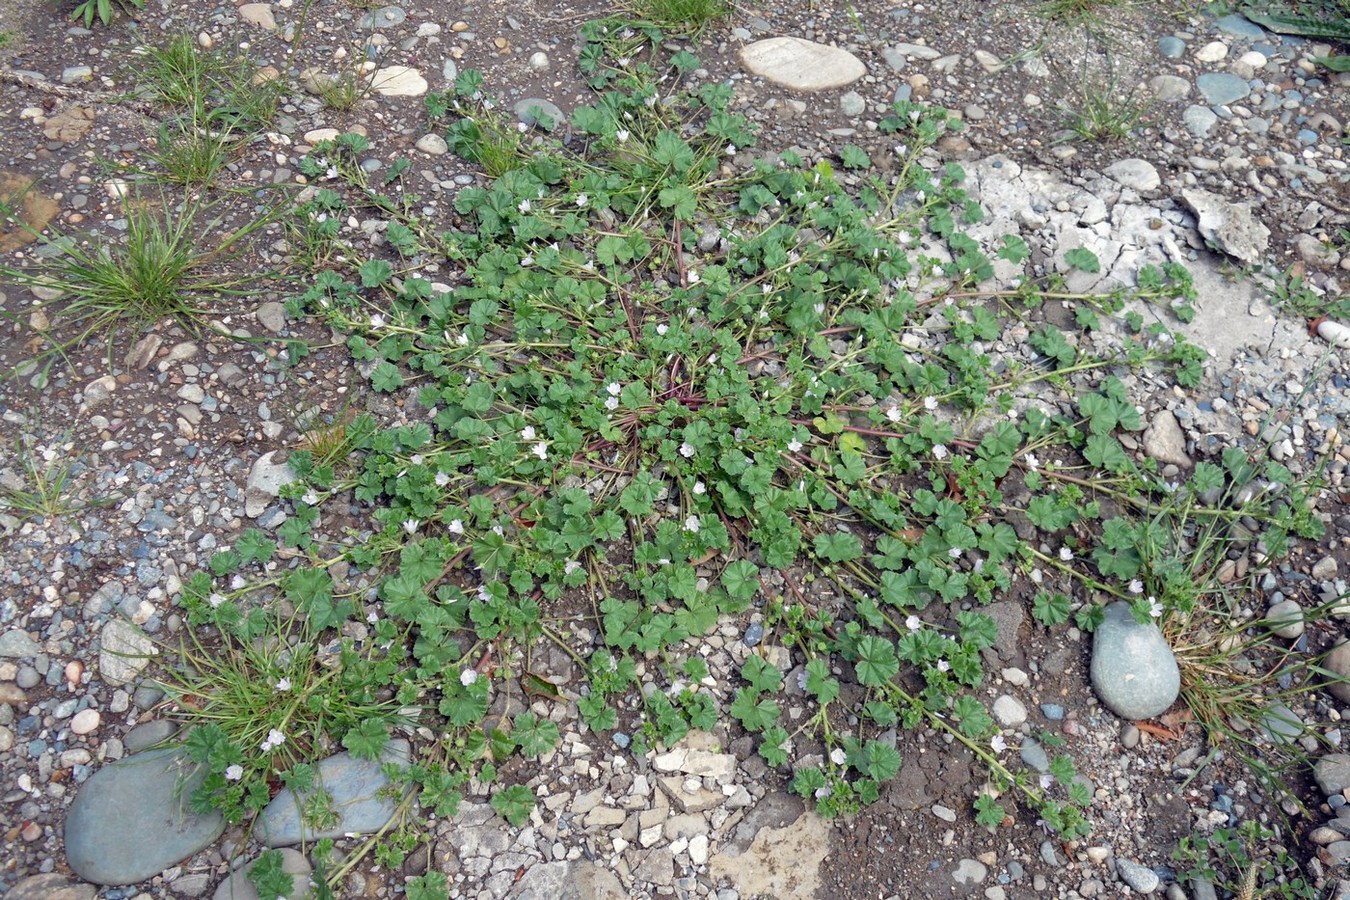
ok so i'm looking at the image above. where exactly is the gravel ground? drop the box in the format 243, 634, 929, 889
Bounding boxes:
1, 0, 1349, 898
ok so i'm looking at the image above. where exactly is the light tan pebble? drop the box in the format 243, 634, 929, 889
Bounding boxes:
64, 660, 83, 688
452, 20, 469, 31
70, 708, 100, 735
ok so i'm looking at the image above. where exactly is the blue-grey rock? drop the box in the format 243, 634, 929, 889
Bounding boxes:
1183, 105, 1219, 137
1157, 36, 1186, 58
513, 98, 564, 130
65, 748, 224, 885
1315, 754, 1350, 796
1116, 858, 1160, 893
1214, 13, 1265, 38
0, 629, 41, 658
1090, 602, 1180, 720
1195, 73, 1251, 105
1259, 701, 1302, 743
1020, 738, 1050, 772
258, 739, 411, 847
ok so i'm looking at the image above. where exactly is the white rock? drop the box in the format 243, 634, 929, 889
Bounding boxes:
415, 134, 449, 155
1195, 40, 1229, 63
739, 37, 865, 91
1318, 319, 1350, 348
371, 66, 428, 97
992, 694, 1028, 728
98, 619, 157, 686
70, 709, 100, 735
238, 3, 277, 30
303, 127, 340, 144
1104, 158, 1161, 192
1266, 599, 1305, 639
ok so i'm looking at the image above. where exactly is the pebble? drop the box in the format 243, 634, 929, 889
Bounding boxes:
65, 748, 225, 884
1104, 158, 1161, 192
1116, 859, 1160, 893
1195, 72, 1251, 105
739, 37, 866, 91
1090, 603, 1180, 720
1266, 599, 1304, 639
259, 740, 411, 845
992, 694, 1028, 728
415, 134, 449, 155
1315, 755, 1350, 796
69, 708, 100, 735
514, 98, 565, 129
839, 91, 866, 117
1142, 410, 1192, 466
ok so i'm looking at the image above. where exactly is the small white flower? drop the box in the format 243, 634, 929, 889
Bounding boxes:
260, 728, 287, 752
886, 407, 903, 423
564, 560, 581, 575
693, 481, 706, 495
225, 764, 244, 781
208, 593, 225, 609
1128, 579, 1144, 595
1040, 773, 1054, 790
829, 747, 847, 766
1025, 453, 1040, 470
275, 678, 292, 692
455, 333, 470, 346
615, 129, 630, 142
410, 454, 423, 466
448, 519, 464, 534
683, 515, 701, 533
787, 439, 803, 453
1147, 596, 1163, 618
518, 199, 531, 214
656, 323, 669, 335
905, 615, 921, 632
520, 255, 534, 267
924, 396, 938, 410
990, 734, 1007, 753
402, 519, 419, 535
302, 489, 319, 506
948, 547, 963, 559
605, 396, 619, 410
932, 444, 949, 460
679, 442, 696, 458
607, 382, 621, 396
531, 442, 548, 460
492, 525, 504, 536
687, 270, 701, 284
477, 584, 492, 602
460, 668, 478, 686
725, 143, 737, 156
936, 659, 950, 673
435, 472, 451, 487
576, 193, 590, 208
813, 302, 825, 315
1059, 547, 1073, 561
521, 425, 537, 441
370, 314, 384, 329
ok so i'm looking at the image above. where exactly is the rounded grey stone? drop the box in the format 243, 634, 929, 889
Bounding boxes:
1324, 638, 1350, 703
1090, 602, 1180, 720
514, 98, 564, 130
0, 628, 41, 658
258, 739, 411, 846
6, 873, 97, 900
1117, 859, 1160, 893
1266, 599, 1304, 639
1195, 73, 1251, 106
993, 694, 1028, 727
839, 91, 865, 117
1315, 754, 1350, 796
65, 748, 225, 885
1183, 105, 1218, 137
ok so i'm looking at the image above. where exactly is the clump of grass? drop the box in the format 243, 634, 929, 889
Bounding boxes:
0, 189, 281, 364
428, 71, 532, 177
1032, 0, 1124, 26
1, 426, 84, 523
627, 0, 728, 33
1057, 77, 1150, 141
160, 600, 412, 824
129, 34, 280, 185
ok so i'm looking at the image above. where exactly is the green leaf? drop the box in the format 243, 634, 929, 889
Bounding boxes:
490, 784, 536, 826
956, 611, 998, 649
247, 850, 294, 900
1032, 591, 1071, 626
974, 794, 1005, 828
371, 361, 404, 393
997, 234, 1028, 264
341, 719, 389, 760
741, 655, 782, 693
839, 145, 871, 169
512, 712, 560, 757
853, 636, 899, 686
359, 259, 393, 287
805, 658, 839, 704
721, 560, 760, 603
1064, 247, 1100, 273
658, 184, 697, 220
730, 688, 779, 731
406, 872, 450, 900
854, 740, 901, 781
813, 531, 863, 562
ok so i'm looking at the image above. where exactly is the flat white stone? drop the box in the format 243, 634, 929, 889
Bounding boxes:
370, 66, 428, 97
238, 3, 277, 30
739, 37, 865, 91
